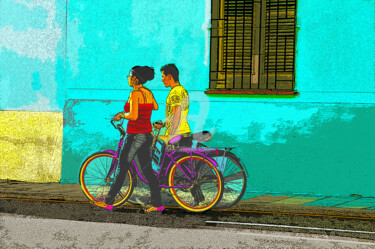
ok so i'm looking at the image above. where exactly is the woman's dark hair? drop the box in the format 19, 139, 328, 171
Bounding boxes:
160, 63, 179, 82
131, 66, 155, 85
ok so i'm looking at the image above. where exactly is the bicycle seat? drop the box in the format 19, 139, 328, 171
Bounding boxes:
168, 135, 182, 145
192, 131, 211, 142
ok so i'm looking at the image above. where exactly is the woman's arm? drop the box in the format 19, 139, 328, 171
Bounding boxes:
113, 91, 140, 121
152, 95, 158, 110
144, 87, 158, 110
123, 91, 140, 121
113, 111, 125, 121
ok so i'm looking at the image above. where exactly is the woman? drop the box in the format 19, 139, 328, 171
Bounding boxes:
95, 66, 164, 213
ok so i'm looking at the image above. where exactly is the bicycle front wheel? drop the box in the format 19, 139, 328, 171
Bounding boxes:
79, 152, 134, 207
168, 155, 223, 212
208, 151, 247, 209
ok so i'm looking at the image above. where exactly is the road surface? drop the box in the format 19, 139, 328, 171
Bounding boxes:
1, 212, 375, 248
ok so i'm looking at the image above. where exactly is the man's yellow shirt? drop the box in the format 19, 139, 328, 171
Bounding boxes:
165, 85, 191, 136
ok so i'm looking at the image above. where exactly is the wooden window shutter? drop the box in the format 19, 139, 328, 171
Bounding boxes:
262, 0, 297, 90
209, 0, 297, 92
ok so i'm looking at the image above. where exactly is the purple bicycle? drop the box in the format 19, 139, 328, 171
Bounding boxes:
79, 120, 225, 212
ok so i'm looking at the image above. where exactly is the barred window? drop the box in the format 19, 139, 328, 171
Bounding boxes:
207, 0, 297, 94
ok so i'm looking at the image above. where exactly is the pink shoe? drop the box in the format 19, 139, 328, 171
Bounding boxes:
144, 206, 165, 213
105, 205, 113, 211
93, 200, 113, 211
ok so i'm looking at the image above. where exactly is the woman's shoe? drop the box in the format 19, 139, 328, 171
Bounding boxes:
144, 206, 164, 213
93, 200, 113, 211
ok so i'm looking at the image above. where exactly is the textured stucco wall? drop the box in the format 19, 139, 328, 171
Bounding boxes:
0, 111, 63, 182
0, 0, 66, 181
0, 0, 66, 111
60, 0, 375, 198
62, 99, 375, 197
2, 0, 374, 197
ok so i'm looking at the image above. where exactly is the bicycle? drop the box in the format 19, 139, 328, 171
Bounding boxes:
148, 127, 248, 210
197, 143, 248, 209
79, 120, 224, 212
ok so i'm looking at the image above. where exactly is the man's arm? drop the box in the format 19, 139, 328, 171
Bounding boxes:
169, 105, 181, 136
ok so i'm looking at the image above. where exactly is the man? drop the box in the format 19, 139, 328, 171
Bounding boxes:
160, 64, 205, 206
160, 64, 193, 148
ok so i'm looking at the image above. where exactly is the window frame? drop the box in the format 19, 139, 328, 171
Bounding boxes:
206, 0, 298, 95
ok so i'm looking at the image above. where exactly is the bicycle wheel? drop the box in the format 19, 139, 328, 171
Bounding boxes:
79, 152, 134, 207
168, 155, 224, 212
208, 151, 247, 209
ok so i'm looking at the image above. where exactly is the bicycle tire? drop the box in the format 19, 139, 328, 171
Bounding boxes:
79, 152, 135, 207
207, 151, 247, 209
168, 155, 224, 212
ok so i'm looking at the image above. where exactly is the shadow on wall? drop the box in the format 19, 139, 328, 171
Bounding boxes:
60, 98, 375, 198
204, 105, 375, 197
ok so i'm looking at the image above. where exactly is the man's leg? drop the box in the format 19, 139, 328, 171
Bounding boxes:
178, 135, 193, 148
190, 156, 206, 205
176, 135, 206, 204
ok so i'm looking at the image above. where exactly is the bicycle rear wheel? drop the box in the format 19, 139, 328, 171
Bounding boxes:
168, 155, 223, 212
208, 151, 247, 209
79, 152, 134, 207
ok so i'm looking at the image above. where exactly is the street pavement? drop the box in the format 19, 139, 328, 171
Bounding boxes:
1, 212, 375, 248
1, 179, 375, 219
1, 179, 375, 245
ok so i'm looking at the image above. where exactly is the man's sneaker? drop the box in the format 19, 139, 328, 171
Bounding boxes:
189, 200, 200, 207
190, 199, 210, 208
144, 206, 164, 213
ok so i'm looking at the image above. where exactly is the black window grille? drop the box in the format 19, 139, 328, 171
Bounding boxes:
209, 0, 297, 93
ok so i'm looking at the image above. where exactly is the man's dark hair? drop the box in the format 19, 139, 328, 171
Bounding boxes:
160, 64, 179, 82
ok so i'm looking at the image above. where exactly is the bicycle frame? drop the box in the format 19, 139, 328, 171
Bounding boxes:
105, 120, 221, 190
134, 148, 219, 189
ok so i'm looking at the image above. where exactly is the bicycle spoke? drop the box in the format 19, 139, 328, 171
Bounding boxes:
84, 173, 101, 179
168, 155, 224, 212
192, 159, 206, 177
208, 152, 247, 209
117, 190, 126, 200
224, 172, 244, 183
196, 167, 215, 181
80, 153, 133, 206
226, 164, 240, 176
100, 157, 112, 176
225, 167, 236, 176
98, 157, 107, 175
89, 163, 106, 177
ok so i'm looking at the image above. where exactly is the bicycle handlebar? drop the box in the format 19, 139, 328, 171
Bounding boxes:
110, 120, 117, 129
110, 119, 163, 138
111, 119, 126, 136
152, 120, 165, 129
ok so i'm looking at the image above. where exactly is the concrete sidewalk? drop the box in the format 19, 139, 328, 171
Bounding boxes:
1, 179, 375, 218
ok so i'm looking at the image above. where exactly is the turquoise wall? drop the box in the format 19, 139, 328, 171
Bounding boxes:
61, 0, 375, 198
2, 0, 374, 197
0, 0, 67, 111
296, 0, 375, 93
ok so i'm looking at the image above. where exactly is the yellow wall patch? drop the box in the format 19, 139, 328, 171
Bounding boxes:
0, 111, 63, 182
